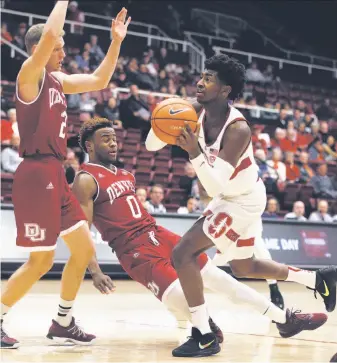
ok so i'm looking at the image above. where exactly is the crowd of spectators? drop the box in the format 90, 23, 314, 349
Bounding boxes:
1, 14, 336, 221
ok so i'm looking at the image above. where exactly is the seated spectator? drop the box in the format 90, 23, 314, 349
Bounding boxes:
297, 122, 312, 149
263, 64, 274, 83
13, 23, 27, 50
280, 128, 299, 154
79, 93, 96, 114
309, 199, 333, 223
303, 113, 316, 133
67, 60, 81, 74
177, 196, 200, 214
292, 109, 304, 128
67, 93, 81, 110
278, 109, 291, 128
179, 162, 199, 198
310, 163, 337, 199
316, 99, 334, 121
285, 152, 300, 182
262, 198, 279, 219
255, 148, 268, 174
308, 138, 325, 161
271, 128, 286, 149
145, 185, 167, 214
266, 148, 286, 183
89, 34, 105, 68
138, 64, 158, 90
246, 62, 265, 83
197, 179, 210, 212
135, 188, 148, 210
158, 69, 169, 89
157, 48, 170, 70
252, 125, 268, 153
296, 100, 307, 113
8, 108, 19, 138
1, 23, 13, 44
103, 97, 122, 126
1, 135, 23, 173
298, 151, 315, 184
125, 58, 140, 85
67, 1, 85, 35
319, 121, 330, 144
75, 50, 90, 72
322, 135, 337, 161
122, 84, 150, 139
1, 118, 13, 144
284, 201, 307, 221
147, 94, 157, 113
142, 53, 158, 77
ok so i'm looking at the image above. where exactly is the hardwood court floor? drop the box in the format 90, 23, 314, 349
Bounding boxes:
0, 279, 336, 363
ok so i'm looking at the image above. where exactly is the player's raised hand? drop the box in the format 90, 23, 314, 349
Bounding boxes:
111, 7, 131, 42
92, 272, 116, 294
176, 122, 201, 159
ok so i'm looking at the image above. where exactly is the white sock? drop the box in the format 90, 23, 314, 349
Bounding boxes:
285, 267, 316, 289
1, 303, 10, 319
264, 303, 286, 323
189, 303, 211, 335
203, 264, 285, 321
55, 298, 74, 327
267, 280, 278, 285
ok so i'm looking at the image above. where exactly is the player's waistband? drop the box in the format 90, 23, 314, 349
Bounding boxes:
109, 222, 157, 252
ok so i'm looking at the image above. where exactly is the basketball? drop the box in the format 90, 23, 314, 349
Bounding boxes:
151, 98, 198, 145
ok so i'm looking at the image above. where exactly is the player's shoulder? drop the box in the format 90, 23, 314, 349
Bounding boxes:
228, 105, 246, 123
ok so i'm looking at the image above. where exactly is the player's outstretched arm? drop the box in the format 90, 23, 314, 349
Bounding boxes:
54, 8, 131, 94
18, 1, 68, 87
177, 121, 251, 197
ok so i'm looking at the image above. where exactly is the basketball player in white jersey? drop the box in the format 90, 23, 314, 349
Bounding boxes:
145, 54, 336, 357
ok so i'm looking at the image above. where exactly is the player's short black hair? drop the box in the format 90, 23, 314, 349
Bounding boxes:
204, 54, 246, 100
79, 117, 114, 153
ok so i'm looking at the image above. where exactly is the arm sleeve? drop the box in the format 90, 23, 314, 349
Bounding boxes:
145, 128, 167, 151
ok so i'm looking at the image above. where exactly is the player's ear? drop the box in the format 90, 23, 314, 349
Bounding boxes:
85, 140, 92, 153
222, 85, 231, 98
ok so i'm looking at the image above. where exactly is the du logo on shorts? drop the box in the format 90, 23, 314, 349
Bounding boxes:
24, 223, 46, 242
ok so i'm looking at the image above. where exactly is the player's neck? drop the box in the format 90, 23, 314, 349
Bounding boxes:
89, 158, 115, 170
204, 99, 229, 123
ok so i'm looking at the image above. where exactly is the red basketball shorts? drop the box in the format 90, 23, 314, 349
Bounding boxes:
113, 225, 210, 301
12, 156, 87, 251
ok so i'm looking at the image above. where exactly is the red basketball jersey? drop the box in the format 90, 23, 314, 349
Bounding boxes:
15, 70, 68, 159
80, 163, 156, 245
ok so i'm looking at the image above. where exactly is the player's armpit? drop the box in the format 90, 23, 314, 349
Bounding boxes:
71, 172, 97, 225
218, 120, 251, 167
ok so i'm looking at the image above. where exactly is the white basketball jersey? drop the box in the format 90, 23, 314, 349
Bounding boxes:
198, 106, 259, 198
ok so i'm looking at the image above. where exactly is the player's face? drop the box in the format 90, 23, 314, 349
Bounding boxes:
93, 128, 118, 163
47, 37, 65, 72
196, 70, 228, 104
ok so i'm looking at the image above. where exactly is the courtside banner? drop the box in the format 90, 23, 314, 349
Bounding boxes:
1, 208, 336, 268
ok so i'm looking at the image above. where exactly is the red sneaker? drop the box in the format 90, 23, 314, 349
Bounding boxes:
276, 309, 327, 338
46, 317, 96, 345
209, 317, 223, 344
1, 320, 19, 349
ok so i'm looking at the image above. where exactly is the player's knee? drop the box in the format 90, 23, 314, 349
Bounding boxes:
71, 241, 95, 264
27, 250, 54, 276
172, 239, 194, 269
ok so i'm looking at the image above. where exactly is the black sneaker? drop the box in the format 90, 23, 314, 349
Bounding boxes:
172, 327, 220, 357
276, 308, 327, 338
209, 317, 223, 344
1, 320, 19, 349
311, 267, 337, 312
330, 352, 337, 362
269, 283, 284, 310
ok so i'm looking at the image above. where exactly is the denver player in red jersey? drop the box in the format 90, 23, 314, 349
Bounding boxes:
0, 1, 130, 348
72, 117, 328, 349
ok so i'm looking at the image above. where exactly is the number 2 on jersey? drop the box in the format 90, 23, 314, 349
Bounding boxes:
59, 111, 67, 139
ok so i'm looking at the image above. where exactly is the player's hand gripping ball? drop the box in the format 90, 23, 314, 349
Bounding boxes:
151, 98, 198, 145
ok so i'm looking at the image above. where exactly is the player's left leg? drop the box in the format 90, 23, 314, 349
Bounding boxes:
254, 235, 284, 309
46, 181, 96, 345
229, 256, 337, 313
